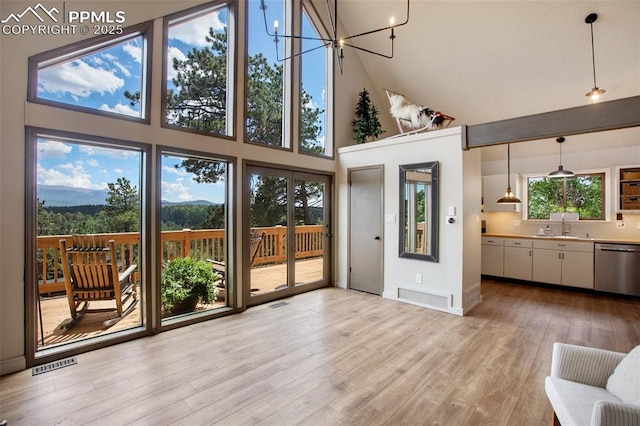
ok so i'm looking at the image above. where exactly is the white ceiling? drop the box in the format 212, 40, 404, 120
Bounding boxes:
336, 0, 640, 125
329, 0, 640, 158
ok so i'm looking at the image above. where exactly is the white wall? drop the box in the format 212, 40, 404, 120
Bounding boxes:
481, 130, 640, 241
336, 128, 482, 315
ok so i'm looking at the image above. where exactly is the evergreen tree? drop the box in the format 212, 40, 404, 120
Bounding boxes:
352, 88, 384, 144
100, 177, 139, 232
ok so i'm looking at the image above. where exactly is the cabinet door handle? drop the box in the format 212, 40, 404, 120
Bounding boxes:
529, 250, 532, 256
558, 253, 562, 259
514, 242, 521, 245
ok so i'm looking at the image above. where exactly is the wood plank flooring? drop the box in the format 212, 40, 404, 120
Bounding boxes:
3, 279, 639, 425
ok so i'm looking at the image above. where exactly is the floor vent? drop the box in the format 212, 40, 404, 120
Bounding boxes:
397, 287, 451, 310
269, 301, 289, 309
32, 357, 77, 376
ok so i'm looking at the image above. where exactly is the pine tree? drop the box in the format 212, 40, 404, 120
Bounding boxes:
352, 88, 384, 144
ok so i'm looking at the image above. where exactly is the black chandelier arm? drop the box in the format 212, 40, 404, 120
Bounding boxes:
342, 40, 394, 59
342, 0, 410, 41
276, 41, 333, 62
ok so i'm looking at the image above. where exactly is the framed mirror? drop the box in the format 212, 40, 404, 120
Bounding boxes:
399, 161, 439, 261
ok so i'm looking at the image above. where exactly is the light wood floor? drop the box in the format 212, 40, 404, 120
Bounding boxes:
4, 279, 639, 425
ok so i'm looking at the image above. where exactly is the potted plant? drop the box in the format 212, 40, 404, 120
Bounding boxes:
161, 257, 218, 315
352, 88, 385, 144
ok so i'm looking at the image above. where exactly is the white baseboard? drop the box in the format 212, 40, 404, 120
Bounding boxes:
1, 355, 26, 376
335, 281, 347, 289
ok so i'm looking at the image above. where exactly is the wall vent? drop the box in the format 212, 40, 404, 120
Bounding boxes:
32, 356, 77, 376
397, 286, 451, 310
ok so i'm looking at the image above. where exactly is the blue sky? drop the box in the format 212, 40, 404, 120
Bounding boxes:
35, 1, 326, 205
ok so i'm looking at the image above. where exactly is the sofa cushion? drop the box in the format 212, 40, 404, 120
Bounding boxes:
606, 345, 640, 405
546, 377, 622, 426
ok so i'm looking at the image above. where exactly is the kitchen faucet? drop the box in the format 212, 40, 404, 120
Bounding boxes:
561, 213, 570, 236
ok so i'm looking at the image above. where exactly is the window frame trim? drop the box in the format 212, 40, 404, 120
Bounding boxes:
161, 0, 237, 140
521, 168, 611, 222
297, 1, 334, 159
27, 21, 154, 124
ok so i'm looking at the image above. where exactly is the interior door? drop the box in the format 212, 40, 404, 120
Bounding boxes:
349, 166, 383, 295
246, 166, 331, 307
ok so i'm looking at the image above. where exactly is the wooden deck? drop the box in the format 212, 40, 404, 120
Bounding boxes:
37, 258, 324, 349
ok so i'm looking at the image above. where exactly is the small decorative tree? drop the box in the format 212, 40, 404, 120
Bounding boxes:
352, 88, 385, 144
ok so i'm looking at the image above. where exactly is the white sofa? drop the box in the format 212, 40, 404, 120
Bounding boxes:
545, 342, 640, 426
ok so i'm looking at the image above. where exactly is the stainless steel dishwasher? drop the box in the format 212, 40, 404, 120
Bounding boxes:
595, 243, 640, 296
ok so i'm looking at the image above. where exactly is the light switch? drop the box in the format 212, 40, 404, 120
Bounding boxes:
448, 206, 456, 216
385, 214, 396, 223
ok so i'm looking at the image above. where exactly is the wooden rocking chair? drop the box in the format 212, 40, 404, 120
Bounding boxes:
59, 235, 137, 328
384, 89, 455, 139
207, 229, 266, 292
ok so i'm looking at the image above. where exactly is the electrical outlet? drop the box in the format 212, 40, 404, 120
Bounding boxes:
636, 222, 640, 230
513, 219, 521, 227
416, 274, 422, 284
616, 222, 626, 229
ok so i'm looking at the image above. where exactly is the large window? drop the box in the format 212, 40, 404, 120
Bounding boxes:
526, 172, 606, 220
30, 129, 148, 353
299, 7, 331, 156
246, 0, 287, 148
163, 2, 234, 137
29, 23, 151, 120
159, 149, 232, 324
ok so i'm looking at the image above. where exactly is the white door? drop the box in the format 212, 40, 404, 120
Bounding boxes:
349, 167, 383, 295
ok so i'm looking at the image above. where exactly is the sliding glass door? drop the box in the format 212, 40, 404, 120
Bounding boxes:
246, 166, 331, 306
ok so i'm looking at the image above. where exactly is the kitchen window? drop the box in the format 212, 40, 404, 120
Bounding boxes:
525, 172, 606, 220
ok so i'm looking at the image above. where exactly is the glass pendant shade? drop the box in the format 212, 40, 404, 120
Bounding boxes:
585, 13, 605, 102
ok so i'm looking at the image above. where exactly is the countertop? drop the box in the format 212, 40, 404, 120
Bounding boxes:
482, 233, 640, 245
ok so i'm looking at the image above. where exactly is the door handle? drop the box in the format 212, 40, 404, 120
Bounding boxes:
325, 233, 333, 238
374, 236, 380, 240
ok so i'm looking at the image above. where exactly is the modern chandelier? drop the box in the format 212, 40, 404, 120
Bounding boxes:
584, 13, 605, 101
260, 0, 410, 74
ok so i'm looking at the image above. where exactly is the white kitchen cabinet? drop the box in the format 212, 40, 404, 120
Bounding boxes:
532, 240, 594, 289
481, 237, 504, 276
503, 238, 532, 280
482, 174, 521, 212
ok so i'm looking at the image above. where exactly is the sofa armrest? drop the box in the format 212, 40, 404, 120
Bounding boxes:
591, 400, 640, 426
551, 342, 626, 388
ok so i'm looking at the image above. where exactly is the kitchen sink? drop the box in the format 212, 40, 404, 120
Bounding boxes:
532, 235, 593, 240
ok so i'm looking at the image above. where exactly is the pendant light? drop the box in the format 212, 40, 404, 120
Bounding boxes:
585, 13, 605, 101
548, 137, 574, 178
497, 144, 521, 204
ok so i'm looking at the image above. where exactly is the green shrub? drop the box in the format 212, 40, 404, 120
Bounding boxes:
161, 257, 218, 312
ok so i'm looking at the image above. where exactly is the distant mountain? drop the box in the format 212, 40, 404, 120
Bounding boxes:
161, 200, 217, 206
38, 185, 109, 207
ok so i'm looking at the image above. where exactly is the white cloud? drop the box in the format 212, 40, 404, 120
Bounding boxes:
99, 102, 140, 117
169, 11, 225, 47
37, 140, 72, 159
122, 43, 142, 63
112, 60, 131, 78
37, 162, 97, 188
78, 145, 138, 159
39, 59, 124, 99
162, 165, 188, 176
162, 180, 194, 202
167, 46, 188, 81
87, 159, 99, 167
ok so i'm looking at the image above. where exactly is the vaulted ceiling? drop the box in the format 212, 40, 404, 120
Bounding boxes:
336, 0, 639, 126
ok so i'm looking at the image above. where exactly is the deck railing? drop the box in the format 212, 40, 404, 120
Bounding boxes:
37, 225, 323, 294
